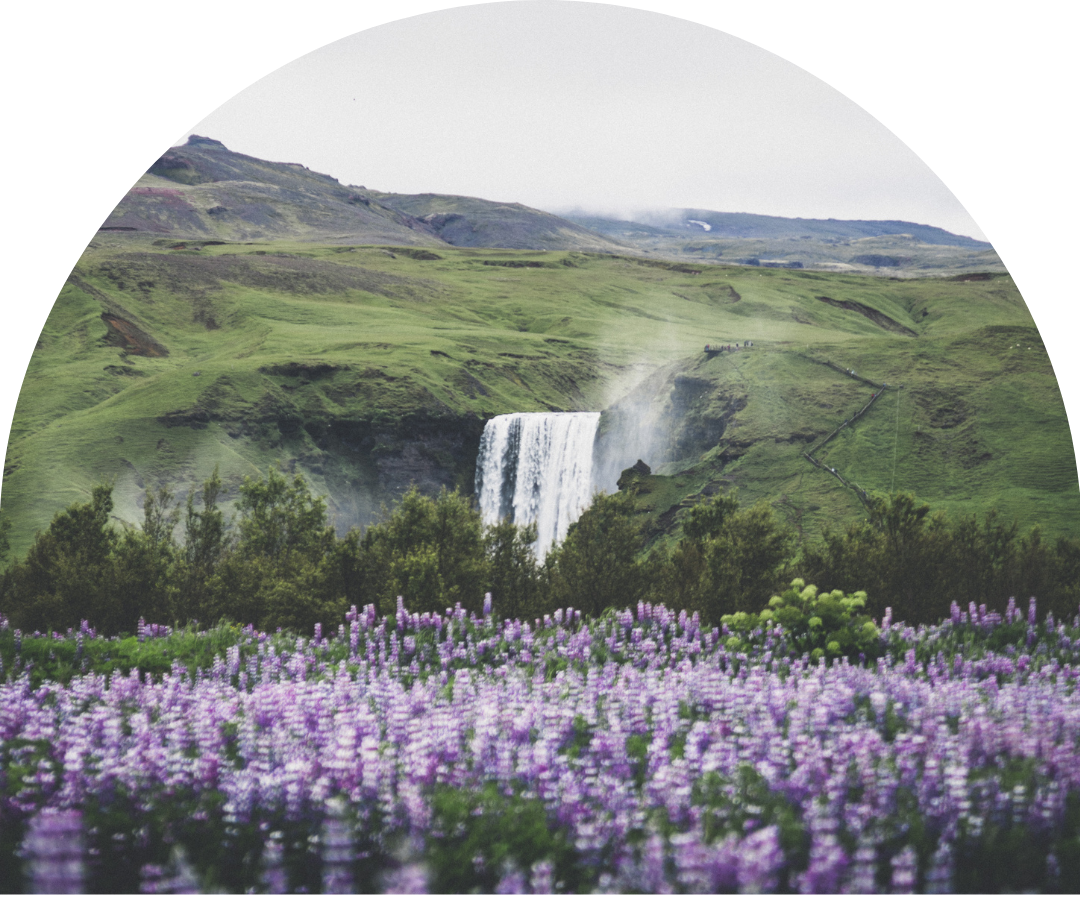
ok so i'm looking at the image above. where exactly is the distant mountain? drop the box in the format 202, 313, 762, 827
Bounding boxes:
105, 137, 1001, 275
634, 209, 989, 248
563, 210, 1003, 275
369, 191, 628, 253
104, 136, 627, 253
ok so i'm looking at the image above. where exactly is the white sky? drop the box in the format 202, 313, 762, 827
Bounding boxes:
183, 2, 987, 239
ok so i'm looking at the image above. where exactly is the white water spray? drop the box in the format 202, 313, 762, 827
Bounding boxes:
475, 412, 601, 559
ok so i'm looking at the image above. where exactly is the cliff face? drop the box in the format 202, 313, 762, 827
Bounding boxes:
313, 414, 487, 532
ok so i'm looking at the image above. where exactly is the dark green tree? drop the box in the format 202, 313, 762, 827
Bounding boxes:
180, 468, 230, 622
353, 487, 488, 615
210, 467, 340, 631
484, 519, 541, 620
659, 493, 793, 622
113, 485, 181, 625
2, 484, 120, 632
545, 491, 648, 617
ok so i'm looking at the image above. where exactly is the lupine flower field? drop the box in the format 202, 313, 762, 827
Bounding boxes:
3, 591, 1080, 892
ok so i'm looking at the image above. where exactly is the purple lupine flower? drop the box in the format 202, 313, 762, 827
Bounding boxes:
844, 840, 878, 893
260, 831, 288, 894
140, 863, 168, 894
530, 859, 555, 894
23, 808, 84, 894
495, 864, 527, 893
737, 825, 784, 893
923, 843, 952, 894
141, 847, 201, 894
382, 862, 430, 894
1029, 596, 1038, 626
321, 800, 354, 894
483, 592, 493, 618
1046, 852, 1060, 890
890, 846, 917, 893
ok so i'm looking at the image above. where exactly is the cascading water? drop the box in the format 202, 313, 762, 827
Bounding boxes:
475, 412, 601, 559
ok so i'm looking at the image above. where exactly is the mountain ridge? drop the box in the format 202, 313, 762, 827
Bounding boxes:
105, 136, 1000, 274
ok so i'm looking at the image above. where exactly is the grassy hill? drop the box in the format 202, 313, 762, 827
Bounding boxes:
2, 227, 1074, 557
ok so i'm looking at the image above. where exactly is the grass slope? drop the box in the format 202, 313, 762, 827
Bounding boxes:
2, 236, 1075, 557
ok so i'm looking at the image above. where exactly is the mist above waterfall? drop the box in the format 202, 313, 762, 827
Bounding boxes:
475, 412, 601, 559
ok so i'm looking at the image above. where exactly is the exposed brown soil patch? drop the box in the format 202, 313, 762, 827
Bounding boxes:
816, 296, 917, 337
100, 314, 168, 357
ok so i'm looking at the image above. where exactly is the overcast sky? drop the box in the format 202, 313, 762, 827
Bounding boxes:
183, 2, 987, 239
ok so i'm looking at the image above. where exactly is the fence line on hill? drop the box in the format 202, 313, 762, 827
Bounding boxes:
801, 356, 902, 514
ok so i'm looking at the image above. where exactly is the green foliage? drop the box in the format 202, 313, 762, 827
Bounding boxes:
0, 513, 10, 564
2, 485, 122, 633
657, 493, 793, 622
353, 487, 490, 615
209, 467, 342, 632
692, 765, 809, 889
181, 469, 228, 618
801, 492, 1080, 623
545, 491, 648, 616
426, 783, 576, 893
113, 485, 182, 626
0, 621, 253, 689
721, 578, 882, 663
483, 518, 541, 620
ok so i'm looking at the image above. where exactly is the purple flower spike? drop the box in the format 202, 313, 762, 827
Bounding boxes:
24, 808, 84, 894
924, 843, 953, 894
261, 831, 288, 894
530, 859, 555, 894
382, 862, 430, 894
1029, 596, 1037, 626
890, 846, 917, 893
483, 592, 493, 618
495, 864, 527, 893
738, 825, 784, 893
322, 800, 355, 894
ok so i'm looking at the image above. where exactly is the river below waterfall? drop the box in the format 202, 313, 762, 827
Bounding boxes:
475, 412, 601, 559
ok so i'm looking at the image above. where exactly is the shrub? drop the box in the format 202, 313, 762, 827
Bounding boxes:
721, 578, 881, 663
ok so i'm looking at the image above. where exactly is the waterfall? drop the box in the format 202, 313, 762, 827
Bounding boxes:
475, 412, 601, 559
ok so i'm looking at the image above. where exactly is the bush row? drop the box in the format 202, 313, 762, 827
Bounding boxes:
2, 468, 1079, 635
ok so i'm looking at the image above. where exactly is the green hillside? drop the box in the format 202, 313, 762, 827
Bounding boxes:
2, 229, 1075, 557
